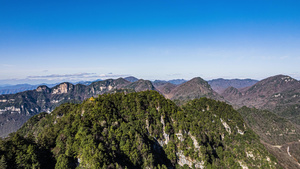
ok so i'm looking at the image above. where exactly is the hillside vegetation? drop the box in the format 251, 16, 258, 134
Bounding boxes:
238, 107, 300, 145
0, 91, 278, 169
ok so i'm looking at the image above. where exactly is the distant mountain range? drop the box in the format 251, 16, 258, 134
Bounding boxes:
208, 78, 258, 94
152, 79, 187, 86
1, 74, 300, 168
0, 83, 58, 95
2, 75, 300, 138
0, 76, 228, 137
0, 77, 187, 95
0, 77, 258, 96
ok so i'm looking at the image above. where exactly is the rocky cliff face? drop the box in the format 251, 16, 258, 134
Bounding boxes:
51, 83, 73, 94
36, 85, 51, 93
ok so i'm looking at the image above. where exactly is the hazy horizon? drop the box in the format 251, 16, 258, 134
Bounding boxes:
1, 1, 300, 84
2, 74, 299, 86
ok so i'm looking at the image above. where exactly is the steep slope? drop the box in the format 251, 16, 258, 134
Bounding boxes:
1, 91, 278, 168
169, 77, 224, 104
154, 82, 177, 97
238, 107, 300, 145
208, 78, 258, 94
237, 107, 300, 168
0, 78, 131, 137
223, 75, 300, 124
221, 87, 242, 102
262, 141, 300, 169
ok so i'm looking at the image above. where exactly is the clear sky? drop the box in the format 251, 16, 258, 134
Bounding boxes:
1, 0, 300, 84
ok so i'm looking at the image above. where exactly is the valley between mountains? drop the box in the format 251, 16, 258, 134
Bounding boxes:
0, 75, 300, 168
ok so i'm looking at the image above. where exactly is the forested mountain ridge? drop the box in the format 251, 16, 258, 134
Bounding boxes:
0, 77, 226, 138
0, 91, 279, 168
0, 78, 155, 137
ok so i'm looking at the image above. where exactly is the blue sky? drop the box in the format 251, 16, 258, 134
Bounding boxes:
1, 0, 300, 84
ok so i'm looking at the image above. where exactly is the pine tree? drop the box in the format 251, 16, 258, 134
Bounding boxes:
0, 155, 7, 169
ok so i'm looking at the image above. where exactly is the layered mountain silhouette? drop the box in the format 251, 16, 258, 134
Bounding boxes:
0, 76, 227, 137
1, 74, 300, 168
153, 79, 187, 86
222, 75, 300, 125
2, 75, 300, 137
208, 78, 258, 94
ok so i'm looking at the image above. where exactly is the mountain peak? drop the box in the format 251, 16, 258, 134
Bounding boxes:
124, 76, 139, 82
168, 77, 223, 103
222, 87, 242, 101
189, 77, 207, 83
222, 74, 300, 123
246, 75, 299, 95
52, 82, 74, 94
124, 79, 156, 92
36, 85, 50, 93
261, 74, 296, 83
